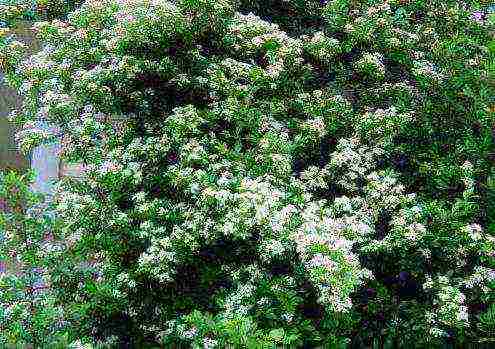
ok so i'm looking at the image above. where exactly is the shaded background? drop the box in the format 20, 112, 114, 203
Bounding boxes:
0, 21, 39, 172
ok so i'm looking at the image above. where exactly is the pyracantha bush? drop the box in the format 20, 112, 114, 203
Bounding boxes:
0, 170, 70, 347
0, 0, 83, 26
1, 0, 495, 347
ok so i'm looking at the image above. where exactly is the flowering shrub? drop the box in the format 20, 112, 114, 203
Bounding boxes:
1, 0, 495, 347
0, 0, 82, 26
0, 170, 69, 346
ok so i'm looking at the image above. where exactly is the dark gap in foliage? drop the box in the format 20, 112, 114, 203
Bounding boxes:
116, 194, 134, 211
239, 126, 255, 151
128, 275, 195, 329
196, 30, 227, 58
235, 77, 249, 85
140, 160, 176, 199
342, 88, 360, 112
404, 172, 428, 194
291, 154, 316, 178
390, 151, 414, 173
358, 252, 391, 281
124, 38, 190, 61
211, 118, 235, 136
198, 120, 211, 134
209, 121, 255, 153
287, 106, 308, 121
238, 0, 325, 37
166, 37, 187, 57
204, 117, 240, 149
170, 263, 224, 313
166, 149, 180, 166
462, 253, 482, 275
350, 285, 381, 341
255, 50, 270, 69
354, 176, 367, 196
375, 157, 389, 171
471, 121, 482, 138
356, 286, 378, 305
340, 47, 361, 65
292, 135, 338, 177
318, 135, 337, 167
374, 209, 391, 241
197, 231, 260, 266
394, 271, 424, 301
430, 180, 466, 201
118, 236, 150, 269
443, 329, 458, 345
297, 280, 326, 329
304, 69, 337, 91
385, 57, 413, 83
446, 181, 467, 200
131, 73, 212, 117
129, 113, 147, 138
468, 301, 488, 318
350, 310, 389, 348
91, 310, 138, 347
138, 170, 190, 204
425, 247, 452, 275
302, 52, 337, 91
412, 10, 426, 23
147, 182, 166, 200
252, 85, 279, 101
310, 183, 348, 204
161, 183, 185, 202
264, 258, 294, 277
360, 252, 429, 305
292, 158, 307, 177
331, 31, 346, 42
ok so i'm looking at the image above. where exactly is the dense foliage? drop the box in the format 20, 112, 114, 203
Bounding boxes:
0, 0, 82, 25
1, 0, 495, 347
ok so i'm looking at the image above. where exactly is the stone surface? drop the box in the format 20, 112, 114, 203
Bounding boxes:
0, 21, 40, 172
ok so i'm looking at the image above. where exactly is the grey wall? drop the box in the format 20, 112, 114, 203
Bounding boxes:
0, 70, 29, 172
1, 22, 62, 197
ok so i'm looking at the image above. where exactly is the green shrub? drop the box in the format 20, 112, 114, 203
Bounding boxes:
1, 0, 494, 347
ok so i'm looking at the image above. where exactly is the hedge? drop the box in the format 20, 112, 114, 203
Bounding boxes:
0, 0, 494, 347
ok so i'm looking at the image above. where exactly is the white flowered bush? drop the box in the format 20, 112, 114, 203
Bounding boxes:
1, 0, 494, 347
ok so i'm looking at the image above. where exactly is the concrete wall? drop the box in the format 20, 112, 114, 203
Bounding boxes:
0, 21, 72, 196
0, 21, 39, 173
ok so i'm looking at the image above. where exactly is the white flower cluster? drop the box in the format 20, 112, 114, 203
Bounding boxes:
293, 201, 372, 313
326, 137, 384, 192
202, 337, 218, 349
181, 139, 209, 167
226, 13, 281, 54
424, 276, 470, 332
464, 266, 495, 292
300, 116, 327, 140
221, 282, 257, 320
364, 171, 414, 210
462, 223, 483, 242
225, 12, 303, 80
412, 60, 445, 83
165, 105, 206, 143
356, 106, 414, 144
238, 176, 286, 229
354, 52, 386, 80
303, 31, 341, 65
299, 166, 329, 193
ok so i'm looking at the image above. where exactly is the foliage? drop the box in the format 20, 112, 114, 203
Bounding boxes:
0, 170, 70, 347
1, 0, 494, 347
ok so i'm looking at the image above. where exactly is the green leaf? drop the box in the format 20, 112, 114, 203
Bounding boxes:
268, 328, 285, 343
487, 40, 495, 55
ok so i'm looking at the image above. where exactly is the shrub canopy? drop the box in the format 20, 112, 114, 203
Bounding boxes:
1, 0, 495, 347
